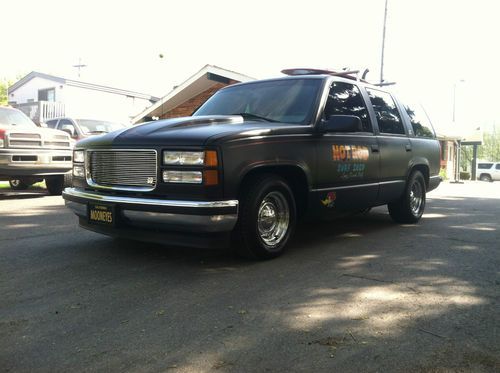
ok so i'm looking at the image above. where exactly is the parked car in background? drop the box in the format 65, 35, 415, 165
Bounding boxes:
477, 161, 500, 182
0, 106, 73, 194
45, 118, 129, 140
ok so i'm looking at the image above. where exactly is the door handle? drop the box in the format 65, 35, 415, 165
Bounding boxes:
405, 144, 412, 152
371, 145, 379, 153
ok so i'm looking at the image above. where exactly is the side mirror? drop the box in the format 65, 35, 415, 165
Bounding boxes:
321, 115, 363, 133
61, 124, 75, 137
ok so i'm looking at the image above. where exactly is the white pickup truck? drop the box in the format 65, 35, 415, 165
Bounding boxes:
0, 106, 73, 194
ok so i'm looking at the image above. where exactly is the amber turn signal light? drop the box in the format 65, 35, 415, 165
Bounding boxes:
204, 150, 218, 167
203, 170, 219, 186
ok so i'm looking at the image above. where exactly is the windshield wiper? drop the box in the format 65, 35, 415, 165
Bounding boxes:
232, 113, 279, 123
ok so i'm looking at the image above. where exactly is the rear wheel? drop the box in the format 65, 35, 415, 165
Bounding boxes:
388, 171, 426, 224
45, 175, 65, 195
479, 174, 492, 182
9, 179, 31, 190
232, 175, 296, 260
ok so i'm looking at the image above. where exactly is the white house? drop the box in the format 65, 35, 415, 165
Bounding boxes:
8, 72, 159, 124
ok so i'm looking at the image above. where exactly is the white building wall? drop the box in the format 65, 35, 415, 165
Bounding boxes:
62, 86, 153, 123
9, 77, 66, 104
10, 77, 154, 124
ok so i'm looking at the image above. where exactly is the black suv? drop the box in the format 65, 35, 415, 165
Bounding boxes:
63, 71, 441, 259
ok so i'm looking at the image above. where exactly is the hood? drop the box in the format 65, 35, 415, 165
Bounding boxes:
76, 115, 301, 148
0, 124, 69, 137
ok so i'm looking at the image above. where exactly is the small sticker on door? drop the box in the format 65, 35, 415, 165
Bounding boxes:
321, 191, 337, 208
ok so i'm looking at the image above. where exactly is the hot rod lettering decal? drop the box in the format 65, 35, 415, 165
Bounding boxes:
332, 145, 369, 162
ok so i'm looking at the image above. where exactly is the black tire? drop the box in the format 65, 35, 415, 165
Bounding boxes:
63, 171, 73, 187
9, 179, 31, 190
232, 175, 296, 260
479, 174, 492, 182
45, 175, 65, 195
388, 171, 426, 224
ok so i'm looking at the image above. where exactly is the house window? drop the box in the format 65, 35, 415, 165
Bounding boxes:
38, 88, 56, 102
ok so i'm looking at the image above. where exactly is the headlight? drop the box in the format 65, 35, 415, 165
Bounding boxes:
163, 170, 202, 184
73, 150, 85, 163
162, 150, 218, 166
73, 164, 85, 178
163, 151, 204, 165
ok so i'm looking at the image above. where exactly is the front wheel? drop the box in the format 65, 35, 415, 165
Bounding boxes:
45, 175, 65, 195
9, 179, 31, 190
388, 171, 426, 224
232, 175, 296, 260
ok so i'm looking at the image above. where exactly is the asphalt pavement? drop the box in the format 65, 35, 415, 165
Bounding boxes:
1, 182, 499, 372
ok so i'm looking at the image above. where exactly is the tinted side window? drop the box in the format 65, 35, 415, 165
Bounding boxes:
366, 88, 405, 135
496, 164, 500, 170
478, 163, 493, 169
404, 103, 435, 138
324, 82, 372, 132
45, 119, 58, 128
57, 119, 73, 128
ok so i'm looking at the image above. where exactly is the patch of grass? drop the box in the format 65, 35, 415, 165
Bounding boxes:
0, 180, 46, 190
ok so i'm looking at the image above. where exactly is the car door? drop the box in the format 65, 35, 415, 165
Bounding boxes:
364, 88, 411, 203
57, 118, 78, 139
494, 163, 500, 181
315, 81, 380, 212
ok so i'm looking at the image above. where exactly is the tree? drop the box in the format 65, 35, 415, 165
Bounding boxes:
462, 127, 500, 171
0, 78, 11, 106
478, 128, 500, 162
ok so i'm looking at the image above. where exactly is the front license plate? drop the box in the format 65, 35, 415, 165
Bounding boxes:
88, 203, 116, 226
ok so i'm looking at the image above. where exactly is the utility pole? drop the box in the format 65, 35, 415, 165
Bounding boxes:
379, 0, 389, 84
73, 58, 87, 78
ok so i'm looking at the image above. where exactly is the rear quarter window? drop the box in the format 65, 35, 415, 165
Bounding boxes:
478, 163, 493, 169
403, 102, 435, 138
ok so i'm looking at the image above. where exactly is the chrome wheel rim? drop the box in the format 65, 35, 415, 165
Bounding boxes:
409, 181, 423, 215
257, 191, 290, 247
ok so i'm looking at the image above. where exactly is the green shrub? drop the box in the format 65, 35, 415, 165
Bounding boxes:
460, 171, 470, 180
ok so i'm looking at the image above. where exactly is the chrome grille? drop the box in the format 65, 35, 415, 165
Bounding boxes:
88, 150, 157, 191
10, 133, 41, 139
7, 131, 71, 149
45, 141, 70, 147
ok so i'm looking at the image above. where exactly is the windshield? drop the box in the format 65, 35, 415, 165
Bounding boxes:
0, 108, 37, 128
193, 78, 323, 125
76, 119, 127, 134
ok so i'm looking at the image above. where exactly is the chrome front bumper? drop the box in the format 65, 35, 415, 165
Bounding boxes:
0, 148, 72, 176
62, 187, 239, 233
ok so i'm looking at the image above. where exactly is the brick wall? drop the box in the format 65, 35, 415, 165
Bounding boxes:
160, 80, 237, 119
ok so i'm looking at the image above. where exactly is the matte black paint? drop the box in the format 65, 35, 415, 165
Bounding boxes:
72, 75, 441, 237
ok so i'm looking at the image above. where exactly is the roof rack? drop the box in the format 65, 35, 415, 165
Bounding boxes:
281, 68, 396, 87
